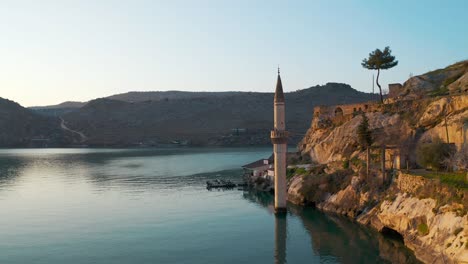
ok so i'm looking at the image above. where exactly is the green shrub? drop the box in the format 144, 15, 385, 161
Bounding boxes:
416, 138, 455, 170
296, 168, 307, 175
350, 156, 364, 168
443, 73, 464, 87
428, 86, 449, 97
286, 167, 308, 180
417, 223, 429, 236
342, 159, 350, 169
417, 171, 467, 190
286, 168, 296, 179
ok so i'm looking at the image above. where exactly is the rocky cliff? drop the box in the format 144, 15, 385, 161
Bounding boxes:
292, 62, 468, 263
398, 60, 468, 99
287, 171, 467, 263
300, 94, 468, 165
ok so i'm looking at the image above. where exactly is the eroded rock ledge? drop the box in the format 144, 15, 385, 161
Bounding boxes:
287, 173, 467, 264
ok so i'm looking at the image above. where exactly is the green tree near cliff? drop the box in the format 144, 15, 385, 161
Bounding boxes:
362, 46, 398, 103
416, 138, 455, 171
357, 113, 372, 150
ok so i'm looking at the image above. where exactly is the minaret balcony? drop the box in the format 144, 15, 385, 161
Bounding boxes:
270, 130, 288, 144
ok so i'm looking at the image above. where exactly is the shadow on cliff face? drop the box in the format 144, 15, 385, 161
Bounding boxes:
381, 226, 405, 242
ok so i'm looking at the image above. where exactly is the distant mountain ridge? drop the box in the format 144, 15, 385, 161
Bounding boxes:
61, 83, 380, 146
30, 101, 86, 109
2, 83, 380, 147
106, 91, 243, 102
0, 97, 77, 147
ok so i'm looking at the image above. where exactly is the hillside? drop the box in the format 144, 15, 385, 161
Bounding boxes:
395, 60, 468, 99
290, 61, 468, 263
62, 83, 379, 147
30, 101, 86, 109
0, 98, 77, 147
30, 101, 86, 117
106, 91, 241, 102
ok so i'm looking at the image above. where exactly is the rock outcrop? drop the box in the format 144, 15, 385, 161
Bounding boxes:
402, 60, 468, 98
294, 61, 468, 263
368, 194, 467, 263
287, 171, 468, 264
300, 94, 468, 165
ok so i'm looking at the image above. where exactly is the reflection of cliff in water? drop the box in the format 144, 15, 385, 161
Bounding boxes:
243, 190, 421, 264
289, 205, 421, 264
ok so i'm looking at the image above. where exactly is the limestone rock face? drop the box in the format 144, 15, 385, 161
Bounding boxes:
286, 169, 467, 263
317, 176, 366, 218
418, 95, 468, 147
373, 194, 467, 264
300, 94, 468, 164
402, 60, 468, 98
448, 71, 468, 93
301, 111, 410, 164
287, 175, 306, 205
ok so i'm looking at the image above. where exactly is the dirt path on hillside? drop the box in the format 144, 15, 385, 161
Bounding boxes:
59, 117, 87, 142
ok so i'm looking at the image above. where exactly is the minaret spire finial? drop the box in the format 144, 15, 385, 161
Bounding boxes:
274, 66, 284, 103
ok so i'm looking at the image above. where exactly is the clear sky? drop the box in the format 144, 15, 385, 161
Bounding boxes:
1, 0, 467, 107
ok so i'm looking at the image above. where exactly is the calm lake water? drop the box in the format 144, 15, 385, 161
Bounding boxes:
0, 148, 420, 264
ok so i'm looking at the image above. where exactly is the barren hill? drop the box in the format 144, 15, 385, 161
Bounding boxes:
396, 60, 468, 99
62, 83, 379, 147
0, 98, 77, 147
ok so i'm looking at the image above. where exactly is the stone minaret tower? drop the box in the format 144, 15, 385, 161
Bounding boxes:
271, 68, 287, 213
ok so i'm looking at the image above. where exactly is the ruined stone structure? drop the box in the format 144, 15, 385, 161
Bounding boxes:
388, 83, 404, 98
271, 69, 288, 213
313, 101, 380, 126
313, 102, 379, 118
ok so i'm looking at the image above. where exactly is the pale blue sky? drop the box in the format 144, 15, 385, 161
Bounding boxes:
0, 0, 467, 106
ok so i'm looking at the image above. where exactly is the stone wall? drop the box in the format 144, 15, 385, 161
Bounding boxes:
388, 83, 404, 98
313, 101, 380, 119
397, 172, 431, 193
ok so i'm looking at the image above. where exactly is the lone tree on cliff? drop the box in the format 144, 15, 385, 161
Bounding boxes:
357, 113, 372, 150
362, 46, 398, 103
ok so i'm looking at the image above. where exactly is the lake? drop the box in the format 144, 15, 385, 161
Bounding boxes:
0, 148, 420, 263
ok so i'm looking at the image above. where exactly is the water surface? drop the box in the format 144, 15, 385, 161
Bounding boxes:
0, 148, 419, 263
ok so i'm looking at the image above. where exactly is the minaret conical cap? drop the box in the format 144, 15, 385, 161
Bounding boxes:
274, 72, 285, 103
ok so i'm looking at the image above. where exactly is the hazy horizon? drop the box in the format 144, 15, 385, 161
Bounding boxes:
1, 0, 467, 107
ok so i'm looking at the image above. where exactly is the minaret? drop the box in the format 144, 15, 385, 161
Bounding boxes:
271, 67, 287, 213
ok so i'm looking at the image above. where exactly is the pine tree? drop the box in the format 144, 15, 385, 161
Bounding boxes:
362, 46, 398, 103
357, 113, 372, 149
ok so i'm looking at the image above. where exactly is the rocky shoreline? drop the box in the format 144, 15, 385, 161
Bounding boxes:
285, 171, 467, 264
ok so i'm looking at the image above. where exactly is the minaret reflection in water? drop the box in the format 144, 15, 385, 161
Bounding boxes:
274, 212, 287, 264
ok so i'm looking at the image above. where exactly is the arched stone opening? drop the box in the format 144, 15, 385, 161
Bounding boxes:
335, 107, 343, 117
381, 226, 404, 242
